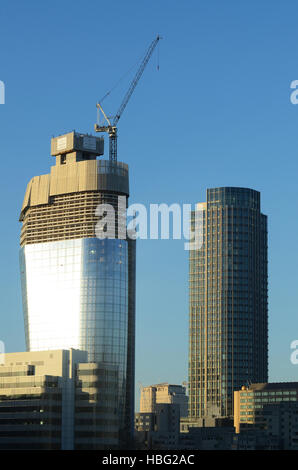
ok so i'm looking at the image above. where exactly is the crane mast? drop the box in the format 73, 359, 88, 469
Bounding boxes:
94, 35, 161, 163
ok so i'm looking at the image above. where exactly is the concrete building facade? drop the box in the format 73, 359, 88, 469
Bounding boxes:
0, 350, 86, 449
135, 403, 180, 449
0, 349, 123, 450
140, 383, 188, 417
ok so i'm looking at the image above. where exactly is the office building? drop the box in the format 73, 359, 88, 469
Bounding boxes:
0, 349, 121, 449
189, 187, 268, 420
19, 132, 136, 447
234, 382, 298, 435
180, 425, 236, 450
140, 383, 188, 417
231, 428, 279, 450
0, 349, 86, 449
261, 402, 298, 450
135, 403, 180, 449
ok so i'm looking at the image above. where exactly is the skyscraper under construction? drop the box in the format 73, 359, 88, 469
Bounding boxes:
19, 131, 136, 448
188, 187, 268, 421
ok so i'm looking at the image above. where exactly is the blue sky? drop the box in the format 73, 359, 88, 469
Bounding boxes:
1, 0, 298, 405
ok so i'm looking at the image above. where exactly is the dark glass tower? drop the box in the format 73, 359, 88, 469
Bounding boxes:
188, 187, 268, 419
19, 131, 136, 448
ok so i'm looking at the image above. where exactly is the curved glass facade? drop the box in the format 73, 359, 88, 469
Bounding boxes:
20, 237, 129, 427
19, 135, 136, 448
189, 187, 268, 420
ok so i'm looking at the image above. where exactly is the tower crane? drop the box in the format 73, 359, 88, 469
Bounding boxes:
94, 35, 161, 163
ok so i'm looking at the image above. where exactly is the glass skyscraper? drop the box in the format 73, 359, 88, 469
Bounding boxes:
19, 131, 136, 448
188, 187, 268, 420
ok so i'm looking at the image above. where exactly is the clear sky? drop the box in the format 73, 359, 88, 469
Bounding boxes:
1, 0, 298, 407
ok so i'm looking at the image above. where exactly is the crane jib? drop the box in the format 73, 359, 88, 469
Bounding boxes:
94, 35, 161, 163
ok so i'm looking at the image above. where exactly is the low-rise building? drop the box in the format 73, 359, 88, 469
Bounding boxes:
135, 403, 180, 449
0, 349, 121, 449
234, 382, 298, 433
262, 402, 298, 450
179, 425, 235, 450
231, 428, 279, 450
0, 349, 86, 449
140, 383, 188, 417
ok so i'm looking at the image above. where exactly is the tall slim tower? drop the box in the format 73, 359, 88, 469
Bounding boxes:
188, 187, 268, 420
19, 131, 136, 448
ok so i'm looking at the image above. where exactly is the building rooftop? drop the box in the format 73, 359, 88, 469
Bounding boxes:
242, 382, 298, 391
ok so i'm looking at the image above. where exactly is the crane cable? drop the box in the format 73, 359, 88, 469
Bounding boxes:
98, 49, 150, 105
98, 36, 161, 123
